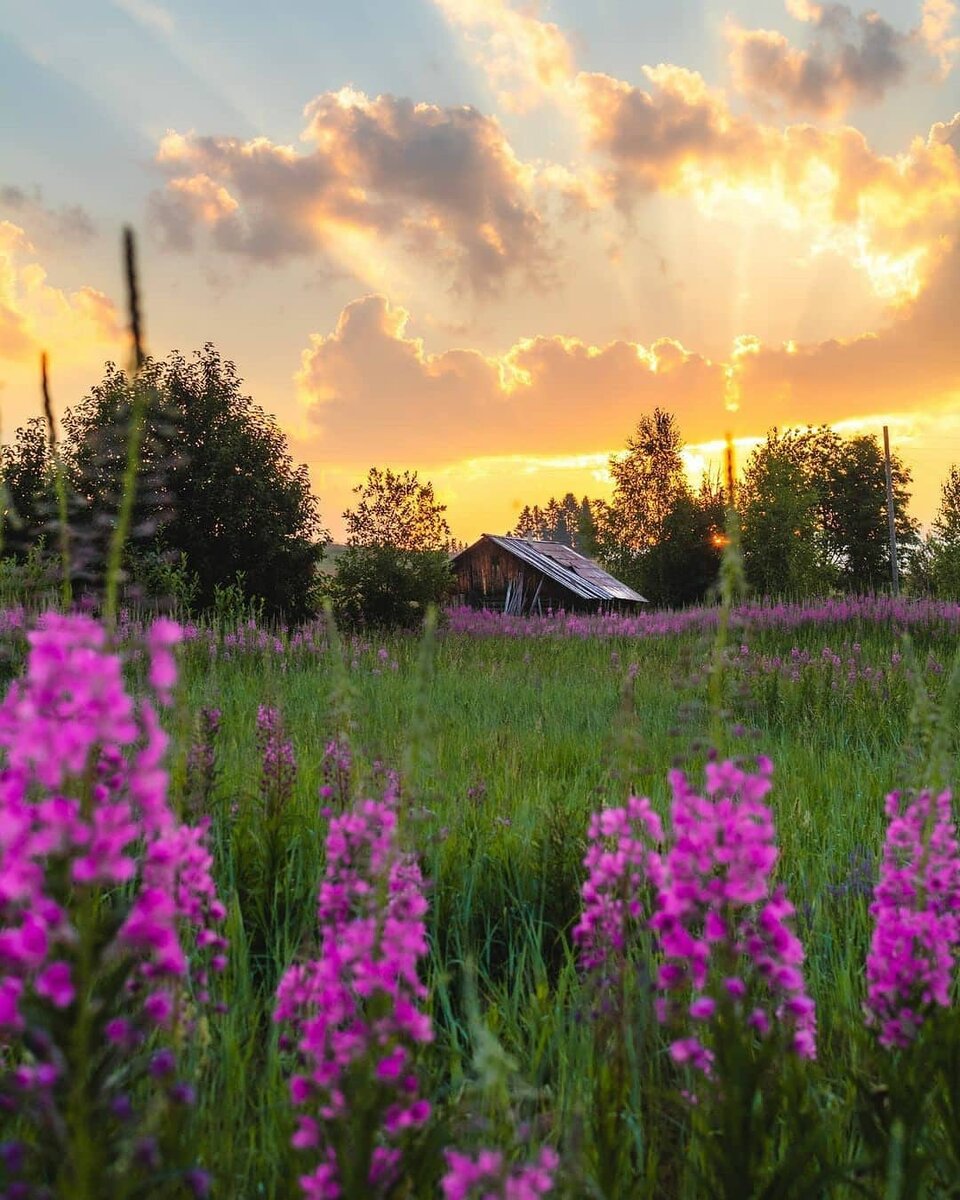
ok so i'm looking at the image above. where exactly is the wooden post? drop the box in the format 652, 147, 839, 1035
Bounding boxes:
883, 425, 899, 597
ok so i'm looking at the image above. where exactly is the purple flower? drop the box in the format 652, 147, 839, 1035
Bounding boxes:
651, 758, 816, 1067
441, 1147, 558, 1200
865, 789, 960, 1048
275, 783, 432, 1196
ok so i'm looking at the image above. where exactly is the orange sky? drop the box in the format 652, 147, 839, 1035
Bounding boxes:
3, 0, 960, 541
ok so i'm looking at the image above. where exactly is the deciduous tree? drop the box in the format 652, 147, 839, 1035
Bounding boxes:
63, 345, 326, 618
343, 467, 451, 552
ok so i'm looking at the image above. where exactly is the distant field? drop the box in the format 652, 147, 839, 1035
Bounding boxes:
316, 541, 349, 574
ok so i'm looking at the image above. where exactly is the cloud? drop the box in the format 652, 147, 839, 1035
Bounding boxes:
431, 0, 576, 111
149, 88, 550, 293
727, 1, 960, 118
733, 230, 960, 425
296, 293, 726, 463
918, 0, 960, 76
0, 186, 97, 246
573, 66, 960, 301
0, 220, 122, 365
727, 7, 910, 117
432, 0, 960, 302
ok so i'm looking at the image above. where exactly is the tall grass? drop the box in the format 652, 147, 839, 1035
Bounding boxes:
94, 607, 953, 1196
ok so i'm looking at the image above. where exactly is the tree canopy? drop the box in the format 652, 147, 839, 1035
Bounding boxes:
343, 468, 451, 552
61, 345, 327, 618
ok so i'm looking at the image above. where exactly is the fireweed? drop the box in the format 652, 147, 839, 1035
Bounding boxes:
865, 788, 960, 1049
319, 736, 353, 813
0, 613, 226, 1196
182, 706, 221, 821
572, 795, 664, 1002
274, 787, 432, 1198
653, 757, 816, 1071
256, 705, 297, 818
440, 1146, 558, 1200
577, 758, 815, 1071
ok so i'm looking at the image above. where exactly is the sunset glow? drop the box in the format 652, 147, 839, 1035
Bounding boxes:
3, 0, 960, 540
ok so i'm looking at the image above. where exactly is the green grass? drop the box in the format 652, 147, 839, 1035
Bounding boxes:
159, 613, 960, 1197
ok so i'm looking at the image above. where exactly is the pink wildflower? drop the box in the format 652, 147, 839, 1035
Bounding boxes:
275, 787, 432, 1196
866, 789, 960, 1048
651, 758, 816, 1068
0, 612, 226, 1101
440, 1146, 559, 1200
572, 795, 664, 989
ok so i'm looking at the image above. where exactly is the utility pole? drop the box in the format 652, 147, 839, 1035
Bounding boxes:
883, 425, 900, 597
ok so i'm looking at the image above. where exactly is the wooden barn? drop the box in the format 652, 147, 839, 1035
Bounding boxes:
451, 535, 647, 615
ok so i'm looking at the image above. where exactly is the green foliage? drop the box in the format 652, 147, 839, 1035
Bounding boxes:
62, 345, 327, 619
325, 544, 453, 629
924, 465, 960, 598
344, 466, 451, 552
508, 493, 601, 552
0, 417, 55, 559
594, 413, 724, 606
606, 408, 689, 553
740, 432, 827, 597
739, 426, 917, 597
824, 434, 916, 590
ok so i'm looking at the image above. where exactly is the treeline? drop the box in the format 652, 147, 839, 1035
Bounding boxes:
6, 345, 960, 621
515, 410, 960, 606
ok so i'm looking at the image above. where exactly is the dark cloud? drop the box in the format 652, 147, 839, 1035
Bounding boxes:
729, 2, 945, 117
0, 186, 97, 244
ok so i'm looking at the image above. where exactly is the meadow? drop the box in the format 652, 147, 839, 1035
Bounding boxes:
3, 594, 957, 1197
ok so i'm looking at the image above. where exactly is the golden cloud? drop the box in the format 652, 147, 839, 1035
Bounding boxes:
296, 293, 727, 463
431, 0, 575, 111
920, 0, 960, 75
150, 88, 550, 293
574, 65, 960, 302
434, 0, 960, 304
0, 220, 121, 365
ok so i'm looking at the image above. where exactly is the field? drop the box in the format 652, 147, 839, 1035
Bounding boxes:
5, 595, 960, 1197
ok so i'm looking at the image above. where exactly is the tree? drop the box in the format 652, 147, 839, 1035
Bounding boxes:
344, 468, 451, 551
640, 482, 725, 607
595, 410, 725, 605
325, 544, 453, 630
739, 431, 826, 598
607, 409, 689, 552
507, 493, 598, 550
925, 465, 960, 597
822, 435, 916, 591
738, 426, 915, 596
332, 467, 453, 628
576, 495, 600, 558
0, 418, 54, 558
63, 345, 327, 619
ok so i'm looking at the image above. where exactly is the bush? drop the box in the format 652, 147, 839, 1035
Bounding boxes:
325, 545, 453, 629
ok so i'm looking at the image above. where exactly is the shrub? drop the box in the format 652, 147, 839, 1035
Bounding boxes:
325, 545, 452, 630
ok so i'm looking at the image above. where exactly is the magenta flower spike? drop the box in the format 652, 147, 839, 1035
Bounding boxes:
0, 612, 227, 1191
866, 788, 960, 1048
652, 757, 816, 1070
275, 788, 433, 1197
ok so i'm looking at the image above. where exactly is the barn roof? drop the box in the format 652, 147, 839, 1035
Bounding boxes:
455, 535, 648, 604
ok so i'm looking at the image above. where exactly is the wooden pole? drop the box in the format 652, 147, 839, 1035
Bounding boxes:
883, 425, 900, 597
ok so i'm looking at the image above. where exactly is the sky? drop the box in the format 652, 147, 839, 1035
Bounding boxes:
3, 0, 960, 542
